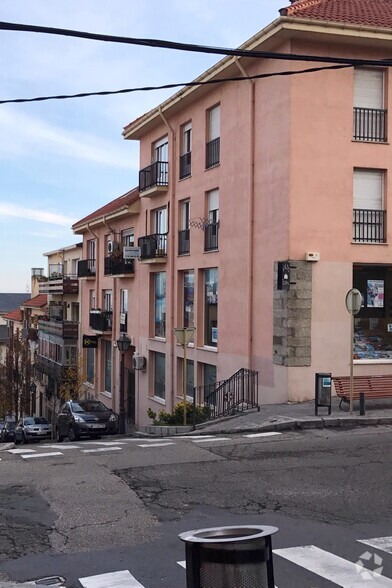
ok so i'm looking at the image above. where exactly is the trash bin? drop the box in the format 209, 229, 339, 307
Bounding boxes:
179, 525, 278, 588
315, 372, 332, 416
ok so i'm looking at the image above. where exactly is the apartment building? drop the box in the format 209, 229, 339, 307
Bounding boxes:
74, 0, 392, 426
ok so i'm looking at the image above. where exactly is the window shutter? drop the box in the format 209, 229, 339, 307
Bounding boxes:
353, 170, 383, 210
209, 106, 220, 140
208, 189, 219, 211
354, 69, 384, 109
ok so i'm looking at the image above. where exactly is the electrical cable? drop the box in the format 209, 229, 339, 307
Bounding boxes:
0, 63, 351, 105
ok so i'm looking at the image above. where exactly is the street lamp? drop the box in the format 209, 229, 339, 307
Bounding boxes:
29, 382, 37, 416
173, 327, 196, 425
116, 333, 131, 434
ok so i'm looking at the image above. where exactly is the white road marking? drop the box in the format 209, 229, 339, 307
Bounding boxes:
173, 435, 215, 439
79, 570, 145, 587
43, 444, 81, 449
192, 437, 230, 443
274, 545, 392, 586
7, 448, 36, 454
137, 442, 176, 448
358, 536, 392, 554
82, 441, 127, 445
81, 447, 123, 454
243, 432, 282, 438
21, 452, 63, 459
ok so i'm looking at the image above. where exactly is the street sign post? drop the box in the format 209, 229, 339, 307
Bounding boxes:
345, 288, 362, 415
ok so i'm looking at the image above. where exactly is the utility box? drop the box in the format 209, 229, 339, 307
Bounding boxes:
179, 525, 278, 588
315, 372, 332, 416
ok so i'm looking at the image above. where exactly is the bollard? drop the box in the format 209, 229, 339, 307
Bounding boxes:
359, 392, 365, 416
179, 525, 278, 588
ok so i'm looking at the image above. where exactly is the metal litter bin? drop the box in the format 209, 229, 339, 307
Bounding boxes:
179, 525, 278, 588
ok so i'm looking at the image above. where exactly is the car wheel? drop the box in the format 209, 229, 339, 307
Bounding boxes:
56, 428, 64, 443
68, 425, 80, 442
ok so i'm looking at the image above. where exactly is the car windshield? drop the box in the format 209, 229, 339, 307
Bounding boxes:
24, 417, 49, 425
6, 423, 16, 430
79, 401, 108, 412
71, 402, 86, 413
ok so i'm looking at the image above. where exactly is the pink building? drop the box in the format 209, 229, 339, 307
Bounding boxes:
76, 0, 392, 426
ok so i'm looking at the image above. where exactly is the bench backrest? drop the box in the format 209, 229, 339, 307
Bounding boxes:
333, 375, 392, 394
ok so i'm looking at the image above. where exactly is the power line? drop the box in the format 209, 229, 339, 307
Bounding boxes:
1, 20, 392, 68
0, 63, 351, 105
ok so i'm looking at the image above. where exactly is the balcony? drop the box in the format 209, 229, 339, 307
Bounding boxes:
39, 275, 78, 295
38, 319, 79, 339
178, 229, 190, 255
353, 209, 386, 243
204, 222, 219, 251
206, 138, 220, 169
180, 152, 191, 179
104, 257, 134, 276
35, 355, 64, 381
353, 108, 387, 142
89, 310, 113, 332
77, 259, 96, 278
138, 233, 167, 263
139, 161, 169, 197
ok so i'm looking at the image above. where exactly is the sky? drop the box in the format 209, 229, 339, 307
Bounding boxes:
0, 0, 285, 292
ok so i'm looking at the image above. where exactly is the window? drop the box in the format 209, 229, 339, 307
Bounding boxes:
353, 69, 386, 142
183, 270, 195, 329
203, 363, 217, 402
120, 289, 128, 332
184, 359, 194, 399
206, 105, 220, 168
204, 268, 218, 347
154, 352, 166, 399
154, 208, 168, 255
180, 122, 192, 179
104, 340, 112, 393
154, 272, 166, 338
205, 189, 219, 251
89, 290, 96, 311
122, 229, 134, 247
154, 136, 168, 163
153, 136, 169, 186
103, 290, 113, 312
87, 239, 96, 273
85, 348, 95, 384
353, 265, 392, 360
179, 200, 190, 254
353, 169, 385, 243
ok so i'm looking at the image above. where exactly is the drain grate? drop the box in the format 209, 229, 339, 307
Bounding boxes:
31, 576, 65, 586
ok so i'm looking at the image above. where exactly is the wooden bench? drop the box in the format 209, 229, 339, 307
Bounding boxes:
332, 375, 392, 409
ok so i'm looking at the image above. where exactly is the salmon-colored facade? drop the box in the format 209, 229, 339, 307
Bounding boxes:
75, 0, 392, 425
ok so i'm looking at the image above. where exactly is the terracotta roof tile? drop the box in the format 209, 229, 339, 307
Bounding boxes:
3, 308, 22, 322
73, 188, 139, 229
22, 294, 47, 309
283, 0, 392, 29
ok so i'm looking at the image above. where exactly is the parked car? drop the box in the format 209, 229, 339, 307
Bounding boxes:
15, 416, 52, 444
56, 400, 118, 442
0, 422, 16, 443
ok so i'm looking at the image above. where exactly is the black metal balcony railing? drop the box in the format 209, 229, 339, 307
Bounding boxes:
89, 310, 113, 332
206, 137, 220, 169
77, 259, 96, 278
139, 161, 169, 192
180, 152, 192, 179
353, 208, 386, 243
204, 222, 219, 251
138, 233, 167, 260
104, 257, 134, 276
353, 108, 387, 142
178, 229, 190, 255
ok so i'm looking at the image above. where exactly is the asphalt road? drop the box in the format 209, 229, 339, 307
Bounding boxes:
1, 426, 392, 587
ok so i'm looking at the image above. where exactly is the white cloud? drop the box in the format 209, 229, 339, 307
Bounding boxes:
0, 202, 75, 226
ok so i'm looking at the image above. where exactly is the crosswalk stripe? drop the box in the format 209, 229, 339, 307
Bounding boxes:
192, 437, 230, 443
172, 435, 215, 439
79, 570, 145, 587
21, 452, 64, 459
274, 545, 392, 586
358, 536, 392, 555
137, 442, 176, 448
43, 444, 81, 449
243, 432, 282, 438
7, 448, 36, 454
81, 447, 123, 454
83, 441, 127, 445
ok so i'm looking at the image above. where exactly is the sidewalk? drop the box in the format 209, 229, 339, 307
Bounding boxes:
192, 397, 392, 435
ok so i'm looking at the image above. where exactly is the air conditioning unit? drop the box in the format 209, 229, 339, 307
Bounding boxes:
132, 355, 147, 371
107, 240, 120, 254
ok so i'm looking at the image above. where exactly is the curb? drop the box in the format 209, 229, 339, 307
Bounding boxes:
0, 443, 15, 452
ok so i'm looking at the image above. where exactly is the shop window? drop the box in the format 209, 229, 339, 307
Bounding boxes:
154, 272, 166, 338
353, 265, 392, 359
204, 268, 218, 347
183, 270, 195, 329
154, 352, 166, 400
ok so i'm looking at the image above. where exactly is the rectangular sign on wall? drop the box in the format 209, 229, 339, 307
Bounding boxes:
83, 335, 98, 348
